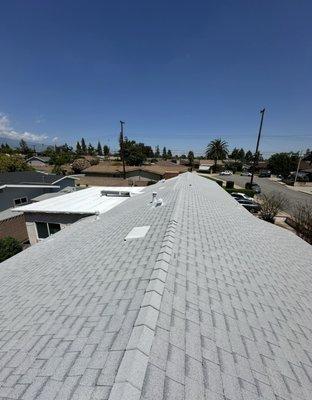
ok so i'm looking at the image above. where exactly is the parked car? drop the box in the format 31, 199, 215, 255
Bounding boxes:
241, 171, 252, 176
259, 170, 271, 178
219, 170, 232, 176
230, 192, 253, 201
245, 182, 261, 193
234, 198, 261, 213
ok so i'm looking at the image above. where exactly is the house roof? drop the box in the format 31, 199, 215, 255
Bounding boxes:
0, 173, 311, 400
13, 186, 145, 215
31, 186, 79, 202
0, 171, 76, 186
26, 156, 51, 163
84, 161, 187, 176
199, 159, 224, 166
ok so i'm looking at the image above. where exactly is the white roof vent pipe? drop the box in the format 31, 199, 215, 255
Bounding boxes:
151, 191, 163, 207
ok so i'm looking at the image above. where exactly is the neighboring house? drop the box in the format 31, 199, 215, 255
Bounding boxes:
198, 159, 224, 172
26, 156, 51, 166
0, 173, 311, 400
0, 171, 76, 211
14, 186, 144, 245
83, 160, 188, 184
0, 209, 28, 242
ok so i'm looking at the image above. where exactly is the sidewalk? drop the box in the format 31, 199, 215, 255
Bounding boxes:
269, 177, 312, 195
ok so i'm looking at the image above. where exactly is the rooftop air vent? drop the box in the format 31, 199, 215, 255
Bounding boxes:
124, 226, 150, 241
101, 190, 131, 197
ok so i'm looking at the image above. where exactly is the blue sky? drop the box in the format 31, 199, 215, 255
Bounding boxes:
0, 0, 311, 156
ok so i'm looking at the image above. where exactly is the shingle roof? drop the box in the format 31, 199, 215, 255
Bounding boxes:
27, 156, 51, 163
0, 172, 311, 400
0, 171, 74, 185
83, 162, 187, 176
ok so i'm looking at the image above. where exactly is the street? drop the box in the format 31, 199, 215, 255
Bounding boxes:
216, 174, 311, 214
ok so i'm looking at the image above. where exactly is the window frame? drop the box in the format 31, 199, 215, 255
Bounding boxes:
35, 221, 61, 240
13, 196, 28, 207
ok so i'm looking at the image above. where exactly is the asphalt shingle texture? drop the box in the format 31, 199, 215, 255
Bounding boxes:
0, 172, 311, 400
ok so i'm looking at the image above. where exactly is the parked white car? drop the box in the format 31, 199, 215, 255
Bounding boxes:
241, 171, 252, 176
230, 192, 253, 201
219, 170, 232, 176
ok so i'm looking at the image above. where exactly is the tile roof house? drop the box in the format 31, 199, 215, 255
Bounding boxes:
83, 161, 188, 184
0, 173, 311, 400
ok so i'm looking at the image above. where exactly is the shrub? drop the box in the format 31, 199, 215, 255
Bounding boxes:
0, 237, 23, 263
52, 165, 67, 175
258, 193, 287, 223
226, 181, 234, 189
89, 158, 99, 166
71, 158, 91, 173
291, 203, 312, 244
224, 161, 243, 173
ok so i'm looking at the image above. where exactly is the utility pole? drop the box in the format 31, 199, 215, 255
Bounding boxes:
120, 121, 126, 179
294, 151, 303, 185
250, 108, 265, 186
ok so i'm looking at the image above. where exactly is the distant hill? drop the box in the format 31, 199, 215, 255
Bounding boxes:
0, 137, 48, 151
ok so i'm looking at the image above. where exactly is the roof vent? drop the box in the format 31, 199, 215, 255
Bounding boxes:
101, 190, 131, 197
125, 226, 150, 241
151, 192, 163, 207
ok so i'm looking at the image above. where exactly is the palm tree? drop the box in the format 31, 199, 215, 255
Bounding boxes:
205, 138, 229, 169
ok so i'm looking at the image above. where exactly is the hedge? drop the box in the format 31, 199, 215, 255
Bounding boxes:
225, 180, 234, 189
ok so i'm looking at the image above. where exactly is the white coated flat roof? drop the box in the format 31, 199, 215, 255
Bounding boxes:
12, 186, 145, 215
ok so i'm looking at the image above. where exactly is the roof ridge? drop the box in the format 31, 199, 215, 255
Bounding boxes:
108, 177, 184, 399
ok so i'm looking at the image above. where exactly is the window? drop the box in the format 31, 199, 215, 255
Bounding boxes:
36, 222, 49, 239
48, 223, 61, 235
36, 222, 61, 239
13, 197, 28, 206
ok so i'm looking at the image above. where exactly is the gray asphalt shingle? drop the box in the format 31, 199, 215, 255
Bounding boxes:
0, 172, 311, 400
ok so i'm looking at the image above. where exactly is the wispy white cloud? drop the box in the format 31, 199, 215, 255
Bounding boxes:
0, 113, 48, 142
52, 136, 58, 142
35, 115, 45, 124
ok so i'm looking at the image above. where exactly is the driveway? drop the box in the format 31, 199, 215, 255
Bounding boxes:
216, 174, 311, 214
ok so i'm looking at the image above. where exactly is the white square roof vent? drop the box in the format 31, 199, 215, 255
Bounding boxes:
125, 226, 150, 241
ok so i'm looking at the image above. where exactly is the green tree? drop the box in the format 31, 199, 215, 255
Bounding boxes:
162, 147, 167, 160
0, 143, 14, 154
245, 150, 253, 163
230, 148, 240, 161
303, 148, 312, 165
103, 145, 110, 157
76, 141, 83, 155
81, 138, 87, 154
167, 149, 172, 159
97, 141, 103, 156
48, 144, 74, 166
122, 138, 145, 166
87, 143, 96, 156
238, 148, 245, 161
0, 237, 22, 263
268, 152, 299, 177
0, 154, 33, 172
19, 139, 29, 154
155, 146, 160, 158
205, 138, 229, 169
188, 150, 194, 168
